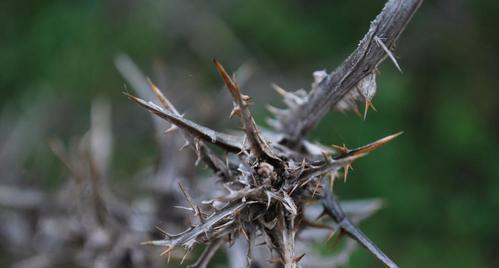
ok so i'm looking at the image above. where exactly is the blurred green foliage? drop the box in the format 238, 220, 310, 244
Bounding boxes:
1, 0, 498, 267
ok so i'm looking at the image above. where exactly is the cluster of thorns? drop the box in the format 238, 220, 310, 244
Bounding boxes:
126, 60, 401, 268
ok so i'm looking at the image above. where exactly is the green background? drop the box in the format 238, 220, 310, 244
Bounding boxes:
1, 0, 498, 267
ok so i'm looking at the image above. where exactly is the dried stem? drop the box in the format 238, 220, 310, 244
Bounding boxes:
126, 93, 244, 153
322, 188, 398, 268
278, 0, 423, 145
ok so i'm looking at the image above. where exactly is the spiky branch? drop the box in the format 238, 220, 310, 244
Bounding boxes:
322, 188, 398, 268
127, 59, 405, 267
123, 1, 422, 267
276, 0, 423, 145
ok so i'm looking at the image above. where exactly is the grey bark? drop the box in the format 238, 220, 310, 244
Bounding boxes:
279, 0, 423, 145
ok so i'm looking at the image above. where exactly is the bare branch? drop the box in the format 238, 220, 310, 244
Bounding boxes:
146, 79, 233, 180
117, 55, 231, 180
321, 188, 398, 268
126, 93, 244, 153
143, 202, 244, 254
278, 0, 423, 144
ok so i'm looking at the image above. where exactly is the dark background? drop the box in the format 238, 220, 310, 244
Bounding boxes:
1, 0, 498, 267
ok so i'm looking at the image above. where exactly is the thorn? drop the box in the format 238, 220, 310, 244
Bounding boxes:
147, 79, 167, 108
229, 105, 241, 118
348, 132, 403, 156
160, 247, 174, 256
178, 183, 203, 221
173, 205, 194, 211
271, 83, 288, 96
329, 173, 336, 192
326, 229, 338, 242
125, 92, 244, 153
179, 140, 190, 151
315, 209, 327, 221
241, 227, 250, 241
343, 164, 352, 183
155, 226, 171, 238
164, 125, 179, 134
180, 249, 190, 264
147, 78, 180, 114
363, 100, 377, 120
331, 144, 349, 156
374, 36, 402, 73
123, 91, 137, 99
213, 59, 239, 97
311, 178, 322, 198
294, 253, 306, 263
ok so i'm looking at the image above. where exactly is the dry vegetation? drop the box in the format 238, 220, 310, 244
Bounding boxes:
1, 0, 423, 267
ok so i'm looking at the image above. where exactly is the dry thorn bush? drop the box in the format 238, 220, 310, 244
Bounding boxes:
124, 1, 423, 267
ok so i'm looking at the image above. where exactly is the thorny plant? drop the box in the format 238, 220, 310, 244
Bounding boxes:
0, 1, 423, 268
124, 1, 423, 267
